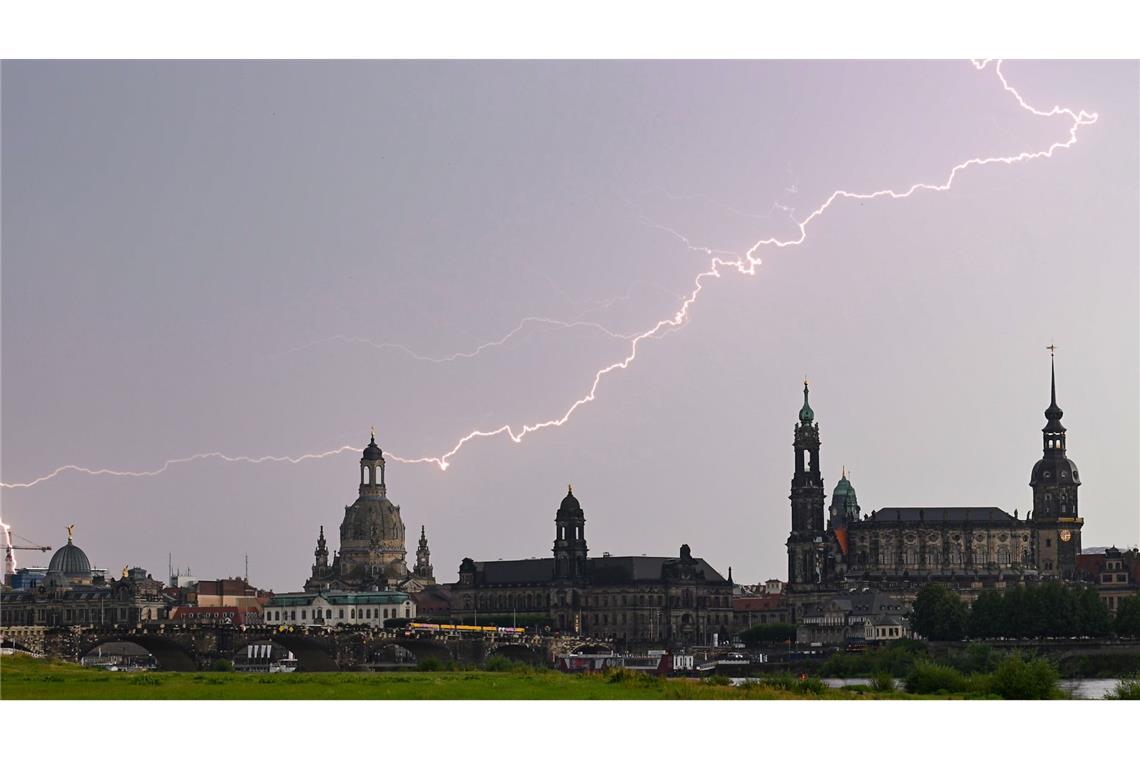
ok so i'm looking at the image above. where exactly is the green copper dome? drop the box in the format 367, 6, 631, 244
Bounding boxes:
798, 381, 814, 424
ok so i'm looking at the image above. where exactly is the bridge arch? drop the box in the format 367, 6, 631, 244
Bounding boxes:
79, 635, 199, 671
379, 637, 452, 665
486, 642, 544, 665
236, 633, 339, 672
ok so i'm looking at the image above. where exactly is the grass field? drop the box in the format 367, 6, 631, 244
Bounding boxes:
0, 654, 922, 700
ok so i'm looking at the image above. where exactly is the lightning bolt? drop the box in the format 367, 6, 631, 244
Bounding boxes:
0, 60, 1098, 488
273, 316, 640, 364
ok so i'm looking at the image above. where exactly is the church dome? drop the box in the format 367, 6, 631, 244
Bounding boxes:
48, 538, 91, 577
1030, 456, 1080, 487
559, 485, 582, 514
832, 474, 857, 501
363, 433, 383, 461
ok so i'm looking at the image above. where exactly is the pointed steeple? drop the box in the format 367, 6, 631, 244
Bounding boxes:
1044, 349, 1065, 431
413, 524, 434, 581
799, 378, 814, 424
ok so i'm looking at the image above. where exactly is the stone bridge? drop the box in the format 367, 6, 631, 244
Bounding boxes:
1, 625, 603, 672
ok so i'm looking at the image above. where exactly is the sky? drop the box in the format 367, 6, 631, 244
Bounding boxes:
2, 60, 1137, 591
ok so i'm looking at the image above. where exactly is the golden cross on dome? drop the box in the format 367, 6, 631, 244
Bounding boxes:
1046, 343, 1056, 356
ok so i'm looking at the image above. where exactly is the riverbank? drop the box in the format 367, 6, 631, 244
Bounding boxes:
0, 654, 964, 700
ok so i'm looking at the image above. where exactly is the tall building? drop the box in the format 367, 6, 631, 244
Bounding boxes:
786, 380, 826, 591
1029, 350, 1083, 578
304, 433, 435, 592
451, 486, 734, 648
783, 352, 1081, 595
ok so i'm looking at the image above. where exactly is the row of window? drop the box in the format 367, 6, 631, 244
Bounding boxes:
465, 592, 731, 610
584, 611, 730, 627
265, 606, 408, 623
0, 606, 144, 625
855, 549, 1021, 566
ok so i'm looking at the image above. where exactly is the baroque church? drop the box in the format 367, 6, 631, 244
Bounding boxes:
304, 433, 436, 593
786, 351, 1083, 594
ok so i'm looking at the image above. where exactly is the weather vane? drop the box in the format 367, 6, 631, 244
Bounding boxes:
1046, 343, 1056, 357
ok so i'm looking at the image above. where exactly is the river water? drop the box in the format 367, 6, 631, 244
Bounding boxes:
731, 676, 1123, 699
820, 677, 1122, 699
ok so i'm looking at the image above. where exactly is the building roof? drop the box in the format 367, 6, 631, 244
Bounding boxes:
266, 590, 410, 607
591, 555, 728, 583
864, 507, 1017, 524
732, 595, 785, 612
47, 538, 91, 577
468, 554, 728, 586
476, 558, 555, 585
799, 380, 814, 424
362, 432, 384, 461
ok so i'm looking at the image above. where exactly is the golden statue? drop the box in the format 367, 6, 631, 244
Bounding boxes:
66, 524, 75, 542
121, 565, 129, 578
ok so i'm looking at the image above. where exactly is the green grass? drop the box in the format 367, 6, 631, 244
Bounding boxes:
1, 655, 927, 700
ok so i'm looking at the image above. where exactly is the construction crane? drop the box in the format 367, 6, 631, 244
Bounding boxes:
3, 524, 51, 575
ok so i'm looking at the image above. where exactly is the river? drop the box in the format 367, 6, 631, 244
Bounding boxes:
820, 677, 1123, 699
729, 676, 1124, 699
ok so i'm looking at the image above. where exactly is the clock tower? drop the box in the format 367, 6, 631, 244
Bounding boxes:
1029, 348, 1082, 579
787, 380, 827, 591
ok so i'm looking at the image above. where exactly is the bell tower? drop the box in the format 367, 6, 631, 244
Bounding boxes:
413, 525, 435, 583
787, 379, 826, 590
360, 428, 386, 498
1029, 347, 1082, 579
553, 485, 588, 580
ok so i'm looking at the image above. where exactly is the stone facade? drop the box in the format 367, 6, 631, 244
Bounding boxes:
1, 566, 166, 627
304, 434, 436, 592
785, 354, 1084, 597
450, 486, 734, 648
264, 590, 415, 628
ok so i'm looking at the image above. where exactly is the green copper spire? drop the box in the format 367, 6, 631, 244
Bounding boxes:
799, 378, 814, 424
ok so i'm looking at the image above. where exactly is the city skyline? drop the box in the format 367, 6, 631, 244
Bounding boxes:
2, 60, 1137, 591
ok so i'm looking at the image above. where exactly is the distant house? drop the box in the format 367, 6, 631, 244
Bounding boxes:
732, 594, 788, 631
795, 590, 911, 645
263, 590, 415, 628
1077, 547, 1140, 615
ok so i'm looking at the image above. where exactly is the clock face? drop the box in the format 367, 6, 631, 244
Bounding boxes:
1059, 530, 1072, 543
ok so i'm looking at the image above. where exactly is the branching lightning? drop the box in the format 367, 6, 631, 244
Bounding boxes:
274, 316, 640, 364
0, 60, 1098, 489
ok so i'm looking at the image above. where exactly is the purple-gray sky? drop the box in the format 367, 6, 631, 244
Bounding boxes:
2, 60, 1137, 591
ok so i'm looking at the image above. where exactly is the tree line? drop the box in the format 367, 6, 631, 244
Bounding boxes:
912, 582, 1140, 641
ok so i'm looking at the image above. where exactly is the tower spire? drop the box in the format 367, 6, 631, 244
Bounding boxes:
799, 378, 814, 424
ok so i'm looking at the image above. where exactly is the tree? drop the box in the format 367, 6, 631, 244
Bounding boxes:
968, 591, 1004, 639
989, 654, 1059, 699
1115, 594, 1140, 638
1075, 587, 1110, 637
911, 584, 968, 641
740, 623, 796, 647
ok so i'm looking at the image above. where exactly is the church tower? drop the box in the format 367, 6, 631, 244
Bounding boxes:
311, 525, 330, 584
787, 380, 826, 590
413, 525, 435, 583
553, 485, 588, 580
1030, 349, 1082, 579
